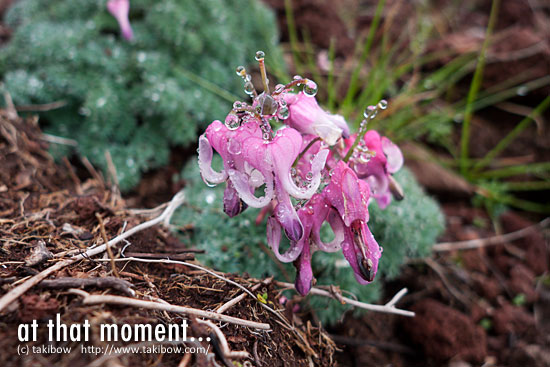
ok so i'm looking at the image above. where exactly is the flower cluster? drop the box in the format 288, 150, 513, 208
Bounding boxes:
198, 52, 404, 295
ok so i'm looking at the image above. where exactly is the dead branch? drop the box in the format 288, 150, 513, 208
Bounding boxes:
122, 252, 196, 261
38, 276, 135, 296
197, 319, 250, 359
216, 282, 264, 314
96, 256, 319, 357
68, 289, 271, 330
0, 190, 186, 313
433, 217, 550, 252
276, 281, 415, 317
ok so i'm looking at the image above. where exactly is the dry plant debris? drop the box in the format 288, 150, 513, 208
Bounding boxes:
0, 109, 336, 366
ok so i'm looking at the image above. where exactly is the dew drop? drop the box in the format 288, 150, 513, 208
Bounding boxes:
277, 106, 290, 120
293, 75, 303, 86
255, 50, 265, 61
303, 80, 318, 97
233, 101, 243, 109
227, 138, 242, 155
244, 82, 255, 95
305, 172, 313, 181
236, 66, 245, 75
225, 114, 240, 130
363, 105, 376, 119
263, 132, 271, 140
275, 84, 285, 93
378, 99, 388, 110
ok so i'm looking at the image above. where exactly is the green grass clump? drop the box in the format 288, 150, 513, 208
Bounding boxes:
0, 0, 283, 190
177, 157, 444, 324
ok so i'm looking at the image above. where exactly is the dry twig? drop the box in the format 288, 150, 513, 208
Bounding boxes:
276, 281, 415, 317
0, 190, 186, 313
68, 289, 270, 330
433, 217, 549, 252
38, 276, 135, 296
197, 319, 250, 359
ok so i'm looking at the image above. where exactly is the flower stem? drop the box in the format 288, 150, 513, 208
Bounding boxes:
293, 137, 321, 167
343, 120, 368, 163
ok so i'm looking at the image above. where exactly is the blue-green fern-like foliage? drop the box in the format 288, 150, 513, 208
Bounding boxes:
177, 158, 444, 324
0, 0, 283, 189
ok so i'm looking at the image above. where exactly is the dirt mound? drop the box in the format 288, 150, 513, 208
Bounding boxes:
0, 110, 335, 366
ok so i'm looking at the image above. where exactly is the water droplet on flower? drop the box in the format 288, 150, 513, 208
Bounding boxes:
305, 172, 313, 181
291, 168, 297, 177
275, 84, 285, 93
378, 99, 388, 110
278, 99, 287, 107
236, 66, 245, 75
244, 82, 255, 95
263, 132, 271, 140
358, 153, 372, 163
225, 114, 240, 130
233, 101, 243, 109
277, 106, 289, 120
255, 50, 265, 61
227, 138, 242, 155
303, 80, 318, 97
293, 75, 303, 86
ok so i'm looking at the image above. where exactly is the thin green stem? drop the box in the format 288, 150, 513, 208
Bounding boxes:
342, 0, 387, 108
343, 121, 368, 163
473, 95, 550, 172
293, 137, 322, 167
460, 0, 500, 176
284, 0, 303, 76
174, 68, 240, 103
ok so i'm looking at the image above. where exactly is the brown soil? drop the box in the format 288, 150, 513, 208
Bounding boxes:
0, 110, 336, 366
330, 205, 549, 366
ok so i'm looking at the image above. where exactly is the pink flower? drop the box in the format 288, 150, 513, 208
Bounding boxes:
107, 0, 134, 41
284, 92, 350, 146
344, 131, 403, 208
270, 162, 382, 295
324, 161, 381, 285
199, 117, 329, 239
197, 58, 399, 296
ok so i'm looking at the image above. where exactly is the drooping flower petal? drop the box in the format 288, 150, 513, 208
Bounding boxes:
340, 221, 381, 284
284, 92, 350, 145
274, 177, 304, 242
325, 161, 370, 227
315, 208, 345, 253
107, 0, 134, 41
381, 137, 403, 174
228, 169, 273, 208
271, 128, 329, 199
294, 241, 314, 296
266, 216, 304, 262
223, 181, 247, 217
198, 134, 227, 185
